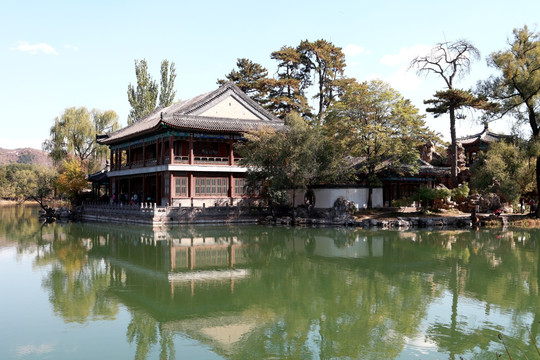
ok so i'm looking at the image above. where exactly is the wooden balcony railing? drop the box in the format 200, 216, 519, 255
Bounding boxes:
174, 155, 189, 164
131, 160, 144, 168
194, 156, 229, 164
114, 156, 240, 169
145, 158, 157, 166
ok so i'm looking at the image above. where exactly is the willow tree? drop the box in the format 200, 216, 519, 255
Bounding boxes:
410, 40, 481, 187
43, 107, 119, 173
325, 80, 440, 208
479, 25, 540, 213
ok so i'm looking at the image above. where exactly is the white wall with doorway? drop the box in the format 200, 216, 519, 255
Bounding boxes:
291, 188, 384, 209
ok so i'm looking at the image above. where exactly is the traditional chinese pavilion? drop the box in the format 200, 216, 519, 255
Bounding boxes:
457, 123, 511, 165
97, 82, 284, 207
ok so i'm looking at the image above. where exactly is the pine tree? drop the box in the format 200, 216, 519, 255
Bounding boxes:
297, 39, 348, 125
218, 58, 270, 106
267, 46, 311, 118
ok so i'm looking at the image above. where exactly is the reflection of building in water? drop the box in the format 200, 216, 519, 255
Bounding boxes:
90, 224, 256, 275
85, 224, 272, 359
288, 234, 384, 258
86, 225, 400, 358
169, 236, 249, 271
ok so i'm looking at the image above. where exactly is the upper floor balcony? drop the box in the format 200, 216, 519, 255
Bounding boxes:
112, 137, 244, 170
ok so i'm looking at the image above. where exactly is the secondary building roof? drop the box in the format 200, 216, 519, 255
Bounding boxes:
457, 123, 510, 147
98, 82, 285, 145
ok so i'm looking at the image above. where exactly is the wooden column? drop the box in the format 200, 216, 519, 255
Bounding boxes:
142, 140, 146, 167
169, 135, 174, 164
189, 172, 194, 202
142, 175, 146, 203
229, 173, 234, 198
156, 141, 159, 165
128, 145, 132, 169
229, 138, 234, 165
161, 137, 165, 165
155, 173, 159, 205
189, 135, 194, 165
110, 149, 114, 170
169, 172, 173, 206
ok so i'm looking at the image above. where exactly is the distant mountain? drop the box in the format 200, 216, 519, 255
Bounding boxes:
0, 148, 53, 167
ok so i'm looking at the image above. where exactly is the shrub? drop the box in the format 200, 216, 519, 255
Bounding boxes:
451, 183, 469, 203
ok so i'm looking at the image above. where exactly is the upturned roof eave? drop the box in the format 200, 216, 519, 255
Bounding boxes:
97, 120, 264, 146
97, 122, 165, 145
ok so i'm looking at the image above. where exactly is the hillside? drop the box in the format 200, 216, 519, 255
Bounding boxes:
0, 147, 53, 167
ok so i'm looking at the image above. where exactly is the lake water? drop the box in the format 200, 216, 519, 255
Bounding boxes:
1, 205, 539, 360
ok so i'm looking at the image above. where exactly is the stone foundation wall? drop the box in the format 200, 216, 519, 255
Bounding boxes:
81, 202, 267, 225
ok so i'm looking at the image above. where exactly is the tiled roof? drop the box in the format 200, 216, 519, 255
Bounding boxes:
416, 159, 450, 176
98, 82, 284, 144
166, 114, 284, 132
457, 126, 509, 146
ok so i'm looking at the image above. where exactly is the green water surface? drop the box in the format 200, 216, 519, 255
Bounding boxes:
1, 205, 539, 359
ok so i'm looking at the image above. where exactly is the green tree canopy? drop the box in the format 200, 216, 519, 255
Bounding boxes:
159, 59, 177, 107
479, 25, 540, 211
236, 112, 349, 210
324, 80, 440, 207
218, 39, 349, 122
127, 59, 158, 124
218, 58, 270, 106
410, 40, 482, 187
43, 107, 119, 173
127, 59, 177, 124
297, 39, 348, 125
267, 46, 311, 118
55, 158, 89, 204
471, 139, 534, 204
0, 164, 57, 204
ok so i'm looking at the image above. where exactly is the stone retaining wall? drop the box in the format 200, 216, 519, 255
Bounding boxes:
81, 202, 266, 225
265, 215, 479, 228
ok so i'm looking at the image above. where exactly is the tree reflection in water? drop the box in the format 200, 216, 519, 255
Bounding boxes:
4, 209, 539, 360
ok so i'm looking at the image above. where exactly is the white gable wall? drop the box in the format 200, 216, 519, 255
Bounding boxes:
199, 95, 260, 120
291, 188, 384, 209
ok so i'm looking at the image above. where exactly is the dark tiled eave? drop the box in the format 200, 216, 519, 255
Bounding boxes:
98, 116, 284, 146
168, 114, 284, 132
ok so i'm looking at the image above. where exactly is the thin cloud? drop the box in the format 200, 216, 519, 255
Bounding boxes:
65, 44, 79, 51
380, 44, 431, 67
10, 41, 58, 55
377, 44, 433, 92
385, 67, 424, 92
343, 44, 371, 56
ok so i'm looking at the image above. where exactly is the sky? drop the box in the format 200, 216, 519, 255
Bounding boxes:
1, 0, 539, 150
